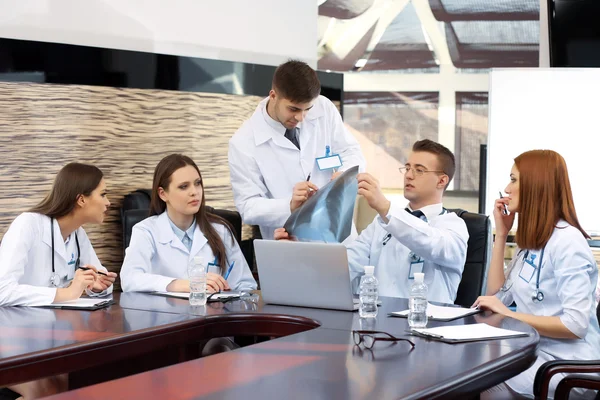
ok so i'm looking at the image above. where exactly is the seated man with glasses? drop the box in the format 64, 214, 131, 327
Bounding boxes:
275, 139, 468, 303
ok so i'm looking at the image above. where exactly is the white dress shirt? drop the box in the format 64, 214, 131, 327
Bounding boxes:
120, 212, 257, 292
228, 95, 366, 241
347, 202, 469, 303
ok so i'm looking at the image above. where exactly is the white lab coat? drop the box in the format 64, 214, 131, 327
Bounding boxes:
120, 212, 257, 292
347, 202, 469, 304
0, 212, 111, 306
496, 221, 600, 399
228, 95, 366, 241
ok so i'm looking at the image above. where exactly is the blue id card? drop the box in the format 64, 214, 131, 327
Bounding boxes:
207, 256, 220, 274
316, 154, 342, 170
409, 260, 424, 279
67, 253, 76, 265
519, 262, 536, 283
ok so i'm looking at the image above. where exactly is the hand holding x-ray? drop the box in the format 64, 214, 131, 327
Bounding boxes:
283, 166, 359, 243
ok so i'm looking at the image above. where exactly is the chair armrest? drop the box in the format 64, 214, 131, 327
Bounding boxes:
554, 374, 600, 400
534, 360, 600, 399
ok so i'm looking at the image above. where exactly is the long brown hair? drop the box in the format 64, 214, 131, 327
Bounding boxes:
30, 163, 104, 218
149, 154, 234, 271
515, 150, 589, 250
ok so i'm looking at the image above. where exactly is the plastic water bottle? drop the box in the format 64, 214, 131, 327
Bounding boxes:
188, 256, 207, 306
408, 272, 428, 328
359, 265, 378, 318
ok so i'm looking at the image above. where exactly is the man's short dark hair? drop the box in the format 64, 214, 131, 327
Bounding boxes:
412, 139, 456, 188
272, 60, 321, 103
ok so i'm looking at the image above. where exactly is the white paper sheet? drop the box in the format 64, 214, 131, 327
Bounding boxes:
412, 323, 529, 341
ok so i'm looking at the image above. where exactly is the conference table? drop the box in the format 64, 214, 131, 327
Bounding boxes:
0, 292, 539, 399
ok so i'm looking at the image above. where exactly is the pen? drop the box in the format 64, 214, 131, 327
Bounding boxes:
306, 173, 315, 193
78, 266, 108, 276
498, 191, 509, 215
223, 261, 235, 280
382, 233, 392, 245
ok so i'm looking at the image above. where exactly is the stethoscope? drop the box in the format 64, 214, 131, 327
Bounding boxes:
506, 248, 546, 302
49, 217, 80, 287
524, 248, 546, 302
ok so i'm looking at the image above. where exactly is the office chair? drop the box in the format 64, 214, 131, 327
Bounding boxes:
533, 240, 600, 400
120, 189, 242, 252
448, 209, 492, 308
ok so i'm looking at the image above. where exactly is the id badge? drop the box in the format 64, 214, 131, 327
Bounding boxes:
518, 262, 536, 283
409, 260, 424, 279
207, 256, 220, 274
316, 154, 342, 170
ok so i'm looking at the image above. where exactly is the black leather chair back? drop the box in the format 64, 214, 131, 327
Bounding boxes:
120, 189, 242, 252
448, 208, 492, 308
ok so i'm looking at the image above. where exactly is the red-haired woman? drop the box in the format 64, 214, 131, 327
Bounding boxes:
475, 150, 600, 399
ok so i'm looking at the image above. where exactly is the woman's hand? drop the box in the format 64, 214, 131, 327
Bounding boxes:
472, 295, 513, 317
493, 198, 516, 238
84, 265, 117, 293
206, 272, 230, 293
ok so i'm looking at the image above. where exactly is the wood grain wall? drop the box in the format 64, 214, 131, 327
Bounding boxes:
0, 81, 263, 277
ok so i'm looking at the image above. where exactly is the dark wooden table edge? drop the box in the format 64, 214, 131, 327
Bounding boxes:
0, 312, 321, 386
404, 334, 540, 399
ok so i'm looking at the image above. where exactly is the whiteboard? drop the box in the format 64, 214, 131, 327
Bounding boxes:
487, 68, 600, 235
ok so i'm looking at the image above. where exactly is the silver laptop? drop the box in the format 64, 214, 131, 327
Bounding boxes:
254, 239, 360, 311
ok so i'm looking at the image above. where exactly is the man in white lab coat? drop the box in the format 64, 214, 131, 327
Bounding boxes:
276, 139, 469, 303
349, 139, 469, 303
228, 60, 366, 241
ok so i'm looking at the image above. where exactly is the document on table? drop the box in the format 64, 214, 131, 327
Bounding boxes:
409, 323, 529, 343
389, 303, 480, 322
35, 297, 114, 310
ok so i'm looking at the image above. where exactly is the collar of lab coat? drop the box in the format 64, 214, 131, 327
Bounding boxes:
406, 203, 444, 223
41, 214, 70, 263
156, 212, 208, 256
251, 96, 325, 147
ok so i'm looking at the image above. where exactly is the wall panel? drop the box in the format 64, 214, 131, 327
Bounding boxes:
0, 81, 262, 276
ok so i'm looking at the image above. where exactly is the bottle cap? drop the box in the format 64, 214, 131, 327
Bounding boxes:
414, 272, 424, 283
364, 265, 375, 275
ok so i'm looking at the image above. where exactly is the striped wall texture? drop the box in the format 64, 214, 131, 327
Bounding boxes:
0, 81, 263, 278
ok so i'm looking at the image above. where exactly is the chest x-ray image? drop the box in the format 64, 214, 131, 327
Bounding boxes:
284, 166, 359, 243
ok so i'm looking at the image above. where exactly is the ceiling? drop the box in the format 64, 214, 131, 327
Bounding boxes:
318, 0, 540, 72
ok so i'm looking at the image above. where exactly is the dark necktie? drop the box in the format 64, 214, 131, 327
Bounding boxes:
405, 208, 426, 222
284, 127, 300, 150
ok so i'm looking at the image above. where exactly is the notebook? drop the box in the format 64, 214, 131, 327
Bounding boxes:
36, 298, 114, 310
409, 323, 529, 343
389, 303, 480, 322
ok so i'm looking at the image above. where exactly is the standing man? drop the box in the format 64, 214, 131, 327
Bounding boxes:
228, 60, 365, 241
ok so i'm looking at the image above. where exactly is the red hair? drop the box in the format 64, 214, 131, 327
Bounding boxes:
515, 150, 589, 250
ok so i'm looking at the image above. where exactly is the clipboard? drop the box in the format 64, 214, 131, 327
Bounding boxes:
152, 291, 243, 303
388, 303, 481, 322
38, 299, 114, 311
407, 323, 530, 343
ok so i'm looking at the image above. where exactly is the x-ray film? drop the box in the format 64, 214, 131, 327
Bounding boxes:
283, 166, 359, 243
